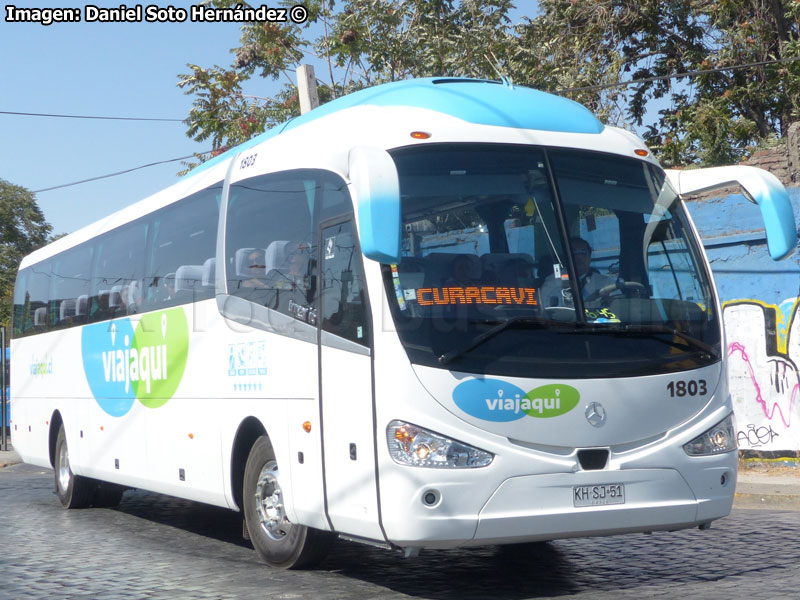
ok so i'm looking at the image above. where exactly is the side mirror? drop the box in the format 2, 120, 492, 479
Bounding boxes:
349, 146, 402, 263
666, 166, 797, 261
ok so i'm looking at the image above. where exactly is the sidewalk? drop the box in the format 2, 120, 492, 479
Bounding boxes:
0, 442, 19, 468
1, 444, 799, 510
735, 466, 800, 510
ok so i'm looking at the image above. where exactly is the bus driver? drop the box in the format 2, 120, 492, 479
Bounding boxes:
539, 237, 614, 307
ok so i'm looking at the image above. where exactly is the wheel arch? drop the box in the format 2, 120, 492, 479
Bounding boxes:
230, 416, 268, 511
48, 410, 65, 468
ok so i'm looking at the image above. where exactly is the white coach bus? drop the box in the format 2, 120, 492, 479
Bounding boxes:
10, 78, 797, 568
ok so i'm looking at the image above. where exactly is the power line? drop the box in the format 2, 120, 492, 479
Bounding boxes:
1, 104, 293, 122
0, 110, 184, 122
6, 56, 797, 123
27, 55, 800, 193
556, 56, 800, 94
33, 153, 210, 193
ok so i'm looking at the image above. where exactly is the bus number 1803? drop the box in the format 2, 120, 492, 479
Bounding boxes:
667, 379, 707, 397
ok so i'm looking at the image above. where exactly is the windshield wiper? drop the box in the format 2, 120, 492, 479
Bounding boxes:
438, 316, 557, 365
571, 323, 720, 360
438, 318, 718, 366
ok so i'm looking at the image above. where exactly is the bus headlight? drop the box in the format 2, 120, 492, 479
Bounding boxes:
683, 414, 737, 456
387, 421, 493, 468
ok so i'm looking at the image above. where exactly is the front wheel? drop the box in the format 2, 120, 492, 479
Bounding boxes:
243, 436, 332, 569
54, 425, 96, 508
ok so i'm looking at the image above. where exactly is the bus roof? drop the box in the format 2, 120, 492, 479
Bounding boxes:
21, 78, 612, 269
191, 77, 605, 176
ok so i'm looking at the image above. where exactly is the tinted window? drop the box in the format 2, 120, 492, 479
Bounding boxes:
12, 262, 52, 337
226, 170, 320, 321
51, 244, 93, 329
12, 182, 223, 335
320, 220, 369, 346
11, 269, 27, 337
144, 185, 220, 310
90, 221, 149, 320
384, 144, 719, 379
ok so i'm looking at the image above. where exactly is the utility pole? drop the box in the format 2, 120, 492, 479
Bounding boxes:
297, 64, 320, 115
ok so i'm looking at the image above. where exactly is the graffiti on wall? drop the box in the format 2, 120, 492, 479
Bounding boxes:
723, 298, 800, 451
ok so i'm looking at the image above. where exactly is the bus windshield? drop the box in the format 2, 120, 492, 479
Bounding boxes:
382, 144, 721, 379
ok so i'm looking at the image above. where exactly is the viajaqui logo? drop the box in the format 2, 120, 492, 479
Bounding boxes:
81, 308, 189, 417
453, 378, 580, 422
29, 354, 53, 377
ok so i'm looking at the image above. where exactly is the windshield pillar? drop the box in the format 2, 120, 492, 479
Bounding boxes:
543, 152, 587, 323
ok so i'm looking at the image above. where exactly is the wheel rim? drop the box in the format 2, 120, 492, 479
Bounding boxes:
254, 460, 292, 541
57, 441, 71, 493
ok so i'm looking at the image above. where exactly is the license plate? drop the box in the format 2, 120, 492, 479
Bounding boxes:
573, 483, 625, 507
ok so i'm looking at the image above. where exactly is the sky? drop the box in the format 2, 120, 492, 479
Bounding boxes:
0, 2, 545, 237
2, 2, 279, 236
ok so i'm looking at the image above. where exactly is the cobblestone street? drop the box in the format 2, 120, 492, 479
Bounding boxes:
1, 463, 799, 599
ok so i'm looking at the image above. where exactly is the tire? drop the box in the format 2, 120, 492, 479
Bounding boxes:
92, 482, 126, 508
243, 435, 332, 569
54, 425, 95, 509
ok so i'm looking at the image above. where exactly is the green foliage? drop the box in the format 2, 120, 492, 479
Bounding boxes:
179, 0, 800, 170
0, 179, 53, 335
522, 0, 799, 166
178, 0, 518, 165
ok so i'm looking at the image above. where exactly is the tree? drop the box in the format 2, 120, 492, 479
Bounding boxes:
177, 0, 517, 169
0, 179, 52, 335
517, 0, 800, 166
179, 0, 800, 169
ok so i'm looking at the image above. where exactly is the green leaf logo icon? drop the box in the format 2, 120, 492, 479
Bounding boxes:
131, 308, 189, 408
522, 384, 580, 418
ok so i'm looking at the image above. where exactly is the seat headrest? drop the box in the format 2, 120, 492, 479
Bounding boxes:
59, 299, 77, 320
34, 307, 47, 326
76, 295, 89, 316
202, 257, 216, 287
109, 285, 123, 309
264, 241, 292, 272
175, 265, 203, 292
235, 248, 265, 278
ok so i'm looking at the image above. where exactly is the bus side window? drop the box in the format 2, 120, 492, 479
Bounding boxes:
226, 171, 316, 321
145, 185, 219, 310
12, 269, 29, 338
91, 222, 148, 321
25, 263, 52, 336
320, 220, 369, 346
51, 244, 93, 329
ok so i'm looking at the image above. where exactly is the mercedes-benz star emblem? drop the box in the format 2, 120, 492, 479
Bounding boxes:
585, 402, 606, 427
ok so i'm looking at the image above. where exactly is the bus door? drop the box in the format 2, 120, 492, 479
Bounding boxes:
317, 219, 382, 540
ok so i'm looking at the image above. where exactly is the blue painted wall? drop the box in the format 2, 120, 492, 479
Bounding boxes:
691, 187, 800, 452
687, 188, 800, 308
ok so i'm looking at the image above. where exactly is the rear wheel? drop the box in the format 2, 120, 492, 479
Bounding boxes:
243, 435, 332, 569
54, 425, 95, 508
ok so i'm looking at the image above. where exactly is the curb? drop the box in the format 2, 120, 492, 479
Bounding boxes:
734, 492, 800, 510
0, 446, 20, 469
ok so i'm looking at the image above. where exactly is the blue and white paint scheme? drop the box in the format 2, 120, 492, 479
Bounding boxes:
11, 77, 796, 567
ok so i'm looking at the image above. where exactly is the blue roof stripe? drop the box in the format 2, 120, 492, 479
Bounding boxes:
190, 77, 604, 176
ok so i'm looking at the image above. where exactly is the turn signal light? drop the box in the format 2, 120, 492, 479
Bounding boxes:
303, 421, 312, 433
410, 131, 431, 139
